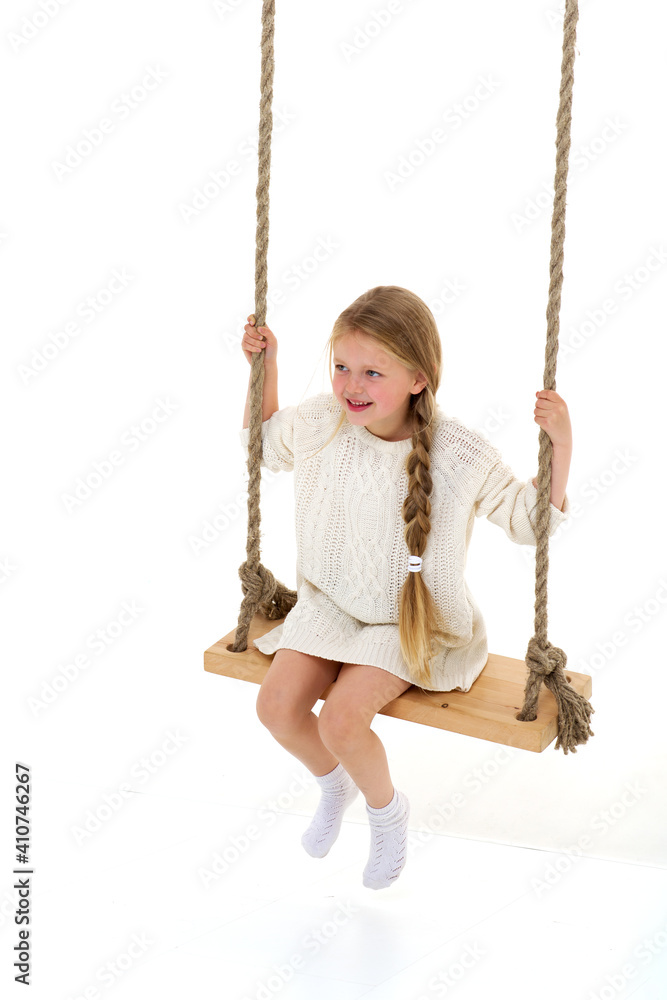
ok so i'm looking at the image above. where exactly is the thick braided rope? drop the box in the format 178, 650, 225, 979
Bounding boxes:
516, 0, 594, 752
229, 0, 296, 654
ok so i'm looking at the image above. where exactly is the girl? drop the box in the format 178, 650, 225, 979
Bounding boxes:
239, 285, 572, 890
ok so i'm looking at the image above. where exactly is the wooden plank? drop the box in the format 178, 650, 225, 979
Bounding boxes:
204, 612, 592, 753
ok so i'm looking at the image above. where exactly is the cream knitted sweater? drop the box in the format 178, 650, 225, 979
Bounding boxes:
239, 391, 570, 692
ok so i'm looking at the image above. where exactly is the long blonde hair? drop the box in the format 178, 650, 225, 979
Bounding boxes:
307, 285, 452, 688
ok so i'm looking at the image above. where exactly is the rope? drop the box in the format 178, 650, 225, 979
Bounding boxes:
229, 0, 296, 655
231, 0, 595, 754
515, 0, 594, 752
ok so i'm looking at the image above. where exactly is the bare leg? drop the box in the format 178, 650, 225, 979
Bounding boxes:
316, 662, 413, 888
317, 662, 412, 807
256, 649, 364, 858
271, 711, 339, 776
332, 727, 395, 809
255, 648, 343, 775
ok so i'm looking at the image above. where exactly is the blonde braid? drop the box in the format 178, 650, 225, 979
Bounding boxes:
398, 387, 451, 687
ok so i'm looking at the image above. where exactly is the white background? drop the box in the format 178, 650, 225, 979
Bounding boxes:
3, 0, 667, 996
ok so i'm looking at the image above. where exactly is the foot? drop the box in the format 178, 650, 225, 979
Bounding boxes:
301, 763, 359, 858
363, 788, 409, 889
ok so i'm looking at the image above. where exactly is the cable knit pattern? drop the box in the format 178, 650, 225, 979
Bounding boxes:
238, 392, 571, 693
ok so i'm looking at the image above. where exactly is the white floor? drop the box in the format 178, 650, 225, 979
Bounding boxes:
19, 757, 667, 1000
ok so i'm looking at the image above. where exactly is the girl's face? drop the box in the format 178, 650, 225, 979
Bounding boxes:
331, 331, 428, 441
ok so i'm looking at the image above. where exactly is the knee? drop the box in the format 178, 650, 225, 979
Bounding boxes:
318, 703, 368, 755
256, 686, 299, 735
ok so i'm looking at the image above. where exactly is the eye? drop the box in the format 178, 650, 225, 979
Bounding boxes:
334, 365, 381, 377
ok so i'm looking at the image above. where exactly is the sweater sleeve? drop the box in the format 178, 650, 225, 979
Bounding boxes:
474, 458, 570, 544
238, 405, 298, 473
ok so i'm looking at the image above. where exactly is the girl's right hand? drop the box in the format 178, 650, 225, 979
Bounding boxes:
242, 314, 278, 366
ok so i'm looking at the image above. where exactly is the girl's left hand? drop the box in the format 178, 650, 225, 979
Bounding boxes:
534, 390, 572, 448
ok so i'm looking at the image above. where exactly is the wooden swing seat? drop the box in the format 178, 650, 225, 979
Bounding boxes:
204, 611, 592, 753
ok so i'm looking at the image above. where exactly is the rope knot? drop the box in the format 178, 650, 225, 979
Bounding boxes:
518, 632, 594, 753
525, 636, 567, 677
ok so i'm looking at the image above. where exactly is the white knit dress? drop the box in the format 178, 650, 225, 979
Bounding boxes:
239, 392, 570, 693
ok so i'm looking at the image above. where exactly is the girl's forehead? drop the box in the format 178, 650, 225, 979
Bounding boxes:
334, 333, 392, 366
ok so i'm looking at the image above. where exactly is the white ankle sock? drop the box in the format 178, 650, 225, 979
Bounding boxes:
363, 788, 410, 889
301, 763, 359, 858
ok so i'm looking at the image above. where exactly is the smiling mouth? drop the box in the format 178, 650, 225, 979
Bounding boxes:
346, 399, 372, 409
